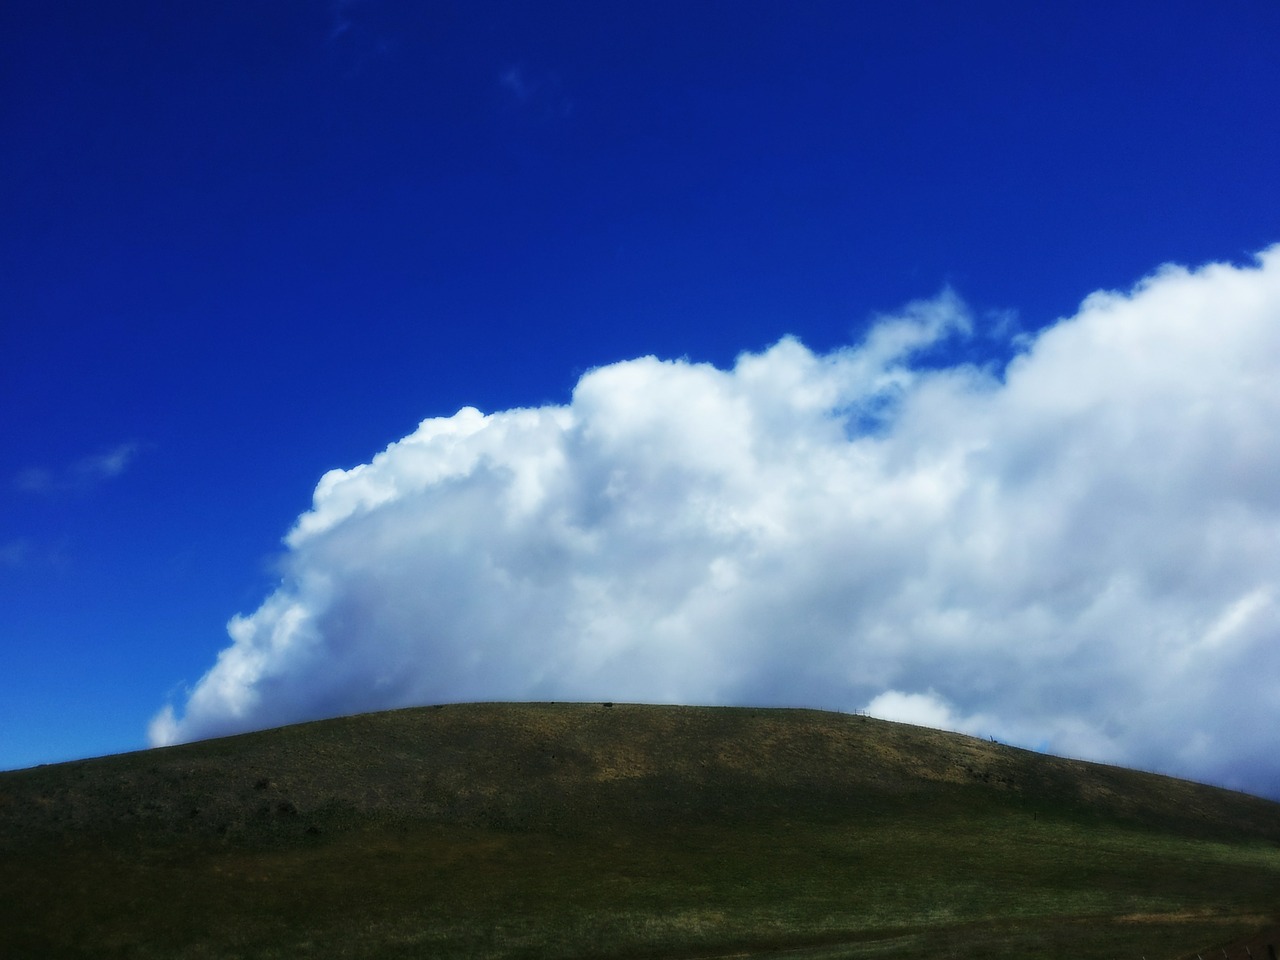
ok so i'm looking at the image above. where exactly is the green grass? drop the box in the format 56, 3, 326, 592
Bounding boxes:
2, 703, 1278, 959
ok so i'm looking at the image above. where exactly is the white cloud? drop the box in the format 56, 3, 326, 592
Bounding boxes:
154, 248, 1280, 799
499, 65, 534, 103
0, 540, 30, 568
14, 442, 140, 493
74, 442, 139, 482
498, 64, 573, 119
12, 467, 54, 494
865, 689, 988, 734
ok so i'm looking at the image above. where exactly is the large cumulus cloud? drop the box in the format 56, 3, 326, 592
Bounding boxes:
152, 248, 1280, 798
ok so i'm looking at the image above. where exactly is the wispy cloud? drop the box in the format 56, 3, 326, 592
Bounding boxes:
498, 64, 574, 119
12, 468, 55, 494
499, 65, 534, 103
0, 540, 30, 569
14, 442, 141, 494
327, 0, 369, 42
75, 443, 138, 482
324, 0, 398, 73
152, 248, 1280, 799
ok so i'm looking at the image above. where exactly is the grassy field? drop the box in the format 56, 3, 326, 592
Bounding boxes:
2, 702, 1278, 959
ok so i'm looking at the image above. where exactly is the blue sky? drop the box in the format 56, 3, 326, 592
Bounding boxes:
4, 2, 1279, 796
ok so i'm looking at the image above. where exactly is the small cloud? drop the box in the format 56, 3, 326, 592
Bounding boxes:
983, 307, 1022, 341
12, 468, 54, 494
147, 704, 180, 747
328, 0, 374, 43
865, 690, 964, 731
324, 0, 399, 74
863, 689, 1008, 742
0, 538, 69, 572
13, 442, 141, 494
0, 540, 30, 568
74, 442, 139, 483
329, 0, 356, 40
499, 65, 533, 103
498, 64, 574, 119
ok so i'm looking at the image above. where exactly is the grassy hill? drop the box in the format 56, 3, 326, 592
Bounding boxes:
2, 702, 1278, 959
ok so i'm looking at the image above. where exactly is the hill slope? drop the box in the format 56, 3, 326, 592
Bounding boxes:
3, 702, 1279, 959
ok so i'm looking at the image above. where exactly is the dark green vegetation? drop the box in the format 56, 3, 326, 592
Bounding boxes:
3, 703, 1278, 959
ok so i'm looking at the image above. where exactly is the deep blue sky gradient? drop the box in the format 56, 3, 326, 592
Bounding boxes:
3, 0, 1278, 770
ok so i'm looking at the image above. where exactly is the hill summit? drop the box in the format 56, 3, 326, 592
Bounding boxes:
3, 702, 1279, 959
